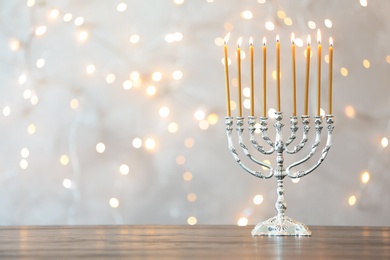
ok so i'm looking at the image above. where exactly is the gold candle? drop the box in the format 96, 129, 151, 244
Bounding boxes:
317, 29, 322, 116
237, 37, 243, 117
304, 35, 311, 115
276, 35, 281, 112
223, 33, 231, 117
329, 37, 333, 115
291, 33, 297, 116
262, 37, 267, 118
250, 37, 255, 116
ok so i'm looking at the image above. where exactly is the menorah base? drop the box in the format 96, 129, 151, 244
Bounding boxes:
251, 215, 312, 236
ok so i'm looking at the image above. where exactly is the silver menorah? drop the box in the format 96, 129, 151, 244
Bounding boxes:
225, 112, 334, 236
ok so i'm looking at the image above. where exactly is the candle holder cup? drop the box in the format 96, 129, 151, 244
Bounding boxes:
225, 112, 334, 236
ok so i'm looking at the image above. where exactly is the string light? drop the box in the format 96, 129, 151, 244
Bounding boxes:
361, 171, 370, 184
176, 155, 186, 165
363, 59, 370, 68
159, 106, 170, 117
2, 106, 11, 117
194, 110, 205, 120
132, 138, 143, 149
86, 64, 96, 74
74, 17, 84, 26
119, 164, 130, 175
381, 137, 389, 148
144, 138, 156, 150
183, 171, 193, 181
341, 67, 349, 77
168, 122, 179, 133
240, 11, 253, 20
63, 179, 72, 189
129, 34, 140, 44
35, 26, 47, 36
187, 216, 197, 225
253, 195, 264, 205
184, 138, 195, 148
237, 217, 248, 226
117, 3, 127, 12
348, 195, 357, 206
60, 155, 70, 165
109, 198, 120, 208
96, 142, 106, 153
187, 193, 197, 202
345, 105, 356, 118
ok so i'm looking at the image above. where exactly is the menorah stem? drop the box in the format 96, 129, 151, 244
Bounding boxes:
276, 178, 287, 220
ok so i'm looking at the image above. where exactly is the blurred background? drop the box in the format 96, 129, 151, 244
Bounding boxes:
0, 0, 389, 226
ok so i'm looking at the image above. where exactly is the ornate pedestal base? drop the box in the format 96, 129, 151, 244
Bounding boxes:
251, 215, 312, 236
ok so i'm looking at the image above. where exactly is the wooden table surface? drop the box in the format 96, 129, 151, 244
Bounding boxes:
0, 225, 389, 259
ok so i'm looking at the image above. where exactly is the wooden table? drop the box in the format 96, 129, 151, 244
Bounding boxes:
0, 225, 389, 259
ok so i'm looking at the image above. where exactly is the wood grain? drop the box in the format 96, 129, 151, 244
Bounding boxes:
0, 225, 389, 259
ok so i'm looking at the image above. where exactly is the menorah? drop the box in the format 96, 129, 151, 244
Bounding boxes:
222, 31, 334, 236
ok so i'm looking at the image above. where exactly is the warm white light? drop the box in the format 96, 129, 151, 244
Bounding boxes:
3, 106, 11, 117
168, 122, 179, 133
237, 217, 248, 226
348, 195, 357, 206
63, 179, 72, 189
308, 21, 316, 29
174, 32, 183, 41
268, 108, 276, 119
63, 13, 73, 22
35, 26, 47, 36
176, 155, 186, 165
187, 193, 197, 202
8, 38, 21, 51
145, 138, 156, 150
106, 73, 116, 84
27, 0, 35, 7
257, 0, 266, 3
324, 19, 333, 28
130, 71, 140, 81
194, 110, 205, 120
277, 10, 286, 19
292, 178, 300, 183
240, 11, 253, 20
187, 216, 197, 225
207, 113, 219, 125
86, 64, 95, 74
60, 155, 69, 165
381, 137, 389, 148
165, 34, 175, 43
184, 138, 195, 148
70, 98, 79, 109
123, 80, 133, 90
146, 86, 157, 96
129, 34, 140, 44
360, 0, 367, 7
253, 195, 263, 205
96, 142, 106, 153
265, 21, 275, 31
341, 67, 348, 77
361, 171, 370, 184
109, 198, 120, 208
243, 99, 251, 110
183, 171, 193, 181
117, 3, 127, 12
172, 70, 183, 80
27, 124, 36, 134
159, 106, 170, 117
363, 59, 370, 69
199, 120, 209, 130
152, 72, 163, 82
119, 164, 130, 175
320, 108, 325, 117
36, 58, 45, 68
174, 0, 185, 4
132, 138, 143, 149
284, 17, 292, 26
49, 9, 60, 19
345, 105, 356, 118
18, 74, 27, 85
242, 87, 251, 98
78, 30, 89, 42
21, 148, 30, 158
20, 159, 28, 170
221, 57, 231, 66
23, 89, 32, 99
74, 17, 85, 26
295, 38, 303, 47
30, 95, 39, 106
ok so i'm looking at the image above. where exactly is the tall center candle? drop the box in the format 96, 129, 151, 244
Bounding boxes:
262, 37, 267, 118
304, 35, 311, 115
224, 33, 231, 117
250, 37, 255, 116
237, 37, 243, 117
317, 30, 322, 116
291, 33, 297, 116
276, 35, 281, 112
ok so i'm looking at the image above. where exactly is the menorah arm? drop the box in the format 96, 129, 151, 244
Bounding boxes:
226, 117, 274, 179
287, 115, 334, 179
248, 116, 275, 154
285, 115, 310, 154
